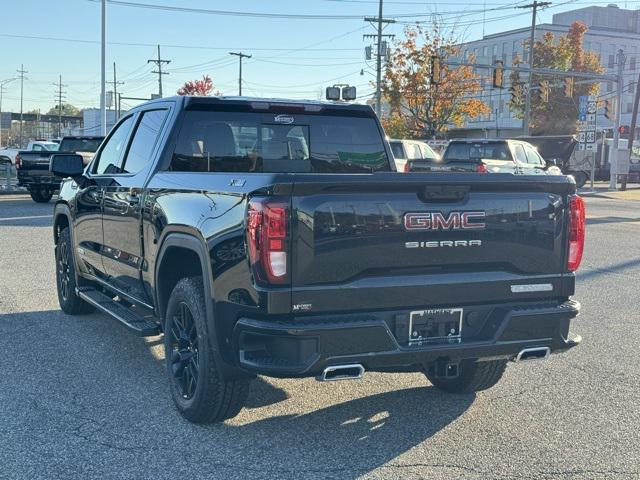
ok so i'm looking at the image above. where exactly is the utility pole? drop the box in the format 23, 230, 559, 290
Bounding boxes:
229, 52, 252, 96
17, 65, 28, 147
107, 62, 124, 120
518, 0, 551, 136
627, 70, 640, 155
364, 0, 395, 118
53, 75, 67, 138
610, 49, 626, 189
148, 44, 170, 97
100, 0, 106, 135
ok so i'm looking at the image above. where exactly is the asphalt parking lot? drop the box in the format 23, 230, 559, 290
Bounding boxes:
0, 193, 638, 480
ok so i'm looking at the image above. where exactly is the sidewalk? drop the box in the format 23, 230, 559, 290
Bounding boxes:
579, 182, 640, 201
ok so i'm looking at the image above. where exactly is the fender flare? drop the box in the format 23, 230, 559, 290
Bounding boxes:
155, 232, 248, 379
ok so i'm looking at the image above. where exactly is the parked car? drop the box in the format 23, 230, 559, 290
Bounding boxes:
0, 140, 58, 166
51, 96, 583, 424
389, 138, 440, 172
16, 136, 103, 202
407, 138, 564, 176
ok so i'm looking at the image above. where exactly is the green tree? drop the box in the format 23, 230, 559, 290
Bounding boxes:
47, 103, 80, 116
508, 21, 604, 135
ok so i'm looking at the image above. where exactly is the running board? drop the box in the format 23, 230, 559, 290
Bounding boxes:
76, 287, 161, 337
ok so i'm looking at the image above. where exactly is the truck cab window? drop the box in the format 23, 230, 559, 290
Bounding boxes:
170, 110, 389, 173
121, 109, 168, 174
93, 116, 134, 175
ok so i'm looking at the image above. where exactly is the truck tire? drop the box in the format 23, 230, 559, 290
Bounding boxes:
425, 359, 507, 394
30, 189, 53, 203
164, 276, 250, 423
55, 227, 95, 315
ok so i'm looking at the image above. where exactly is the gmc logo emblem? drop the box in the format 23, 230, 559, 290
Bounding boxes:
404, 211, 486, 231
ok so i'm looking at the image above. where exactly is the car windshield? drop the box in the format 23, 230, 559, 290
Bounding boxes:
444, 142, 512, 161
42, 143, 59, 151
170, 110, 390, 173
60, 138, 103, 153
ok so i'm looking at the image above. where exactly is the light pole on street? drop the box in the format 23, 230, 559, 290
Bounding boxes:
100, 0, 107, 135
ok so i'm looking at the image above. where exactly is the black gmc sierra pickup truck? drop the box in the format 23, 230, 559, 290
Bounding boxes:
51, 96, 584, 423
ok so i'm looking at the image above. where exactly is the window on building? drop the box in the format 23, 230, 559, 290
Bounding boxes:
483, 46, 489, 57
628, 82, 635, 94
606, 82, 612, 92
630, 57, 636, 71
627, 103, 633, 113
608, 55, 615, 68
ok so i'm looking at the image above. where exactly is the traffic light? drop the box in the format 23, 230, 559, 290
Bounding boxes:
510, 83, 523, 104
564, 77, 574, 97
619, 125, 630, 135
493, 60, 504, 88
538, 80, 549, 103
430, 55, 441, 85
604, 98, 616, 121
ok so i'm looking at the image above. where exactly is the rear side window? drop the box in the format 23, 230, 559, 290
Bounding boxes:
390, 142, 405, 159
513, 144, 528, 164
121, 109, 168, 174
408, 143, 422, 160
60, 138, 103, 153
170, 110, 389, 173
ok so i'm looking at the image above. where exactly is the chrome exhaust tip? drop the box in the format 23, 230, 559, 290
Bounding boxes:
318, 364, 365, 382
515, 347, 551, 362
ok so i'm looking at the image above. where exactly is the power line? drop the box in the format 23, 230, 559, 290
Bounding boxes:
148, 44, 170, 97
107, 62, 124, 119
84, 0, 438, 20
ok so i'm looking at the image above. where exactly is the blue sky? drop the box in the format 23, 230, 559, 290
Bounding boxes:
0, 0, 626, 113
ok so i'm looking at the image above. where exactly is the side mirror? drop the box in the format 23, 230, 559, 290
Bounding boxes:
546, 158, 558, 167
50, 153, 84, 177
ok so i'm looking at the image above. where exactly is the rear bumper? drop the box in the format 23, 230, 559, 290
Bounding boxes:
17, 172, 61, 189
232, 300, 581, 378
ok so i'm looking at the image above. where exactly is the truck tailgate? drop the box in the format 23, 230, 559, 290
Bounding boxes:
290, 173, 575, 313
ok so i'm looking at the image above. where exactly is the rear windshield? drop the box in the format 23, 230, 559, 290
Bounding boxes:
60, 138, 103, 153
389, 141, 405, 159
170, 110, 390, 173
444, 142, 512, 162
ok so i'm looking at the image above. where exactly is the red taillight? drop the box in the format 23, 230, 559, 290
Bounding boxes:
247, 199, 289, 284
15, 154, 21, 169
476, 162, 488, 173
567, 195, 585, 272
403, 162, 410, 173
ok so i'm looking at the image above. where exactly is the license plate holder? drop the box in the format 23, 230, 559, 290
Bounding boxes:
408, 308, 462, 345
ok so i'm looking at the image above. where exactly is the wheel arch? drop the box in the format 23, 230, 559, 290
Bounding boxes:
53, 203, 73, 245
155, 232, 246, 378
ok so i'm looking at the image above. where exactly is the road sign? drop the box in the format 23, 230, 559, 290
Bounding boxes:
578, 143, 586, 151
579, 95, 588, 114
578, 132, 586, 143
586, 131, 596, 143
586, 143, 596, 152
587, 101, 597, 114
587, 113, 596, 122
579, 113, 586, 121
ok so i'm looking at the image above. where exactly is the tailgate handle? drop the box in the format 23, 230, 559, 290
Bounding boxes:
422, 185, 469, 202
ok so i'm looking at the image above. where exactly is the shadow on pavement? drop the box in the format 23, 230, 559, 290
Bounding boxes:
577, 257, 640, 280
587, 216, 639, 225
0, 308, 474, 478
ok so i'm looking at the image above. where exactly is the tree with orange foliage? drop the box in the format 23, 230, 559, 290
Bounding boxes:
177, 75, 221, 96
381, 25, 490, 138
508, 21, 603, 135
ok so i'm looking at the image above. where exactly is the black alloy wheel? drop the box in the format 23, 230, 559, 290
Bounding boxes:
57, 238, 72, 303
168, 302, 200, 400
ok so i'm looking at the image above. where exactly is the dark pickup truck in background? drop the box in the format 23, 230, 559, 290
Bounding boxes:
51, 96, 584, 424
16, 135, 103, 202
